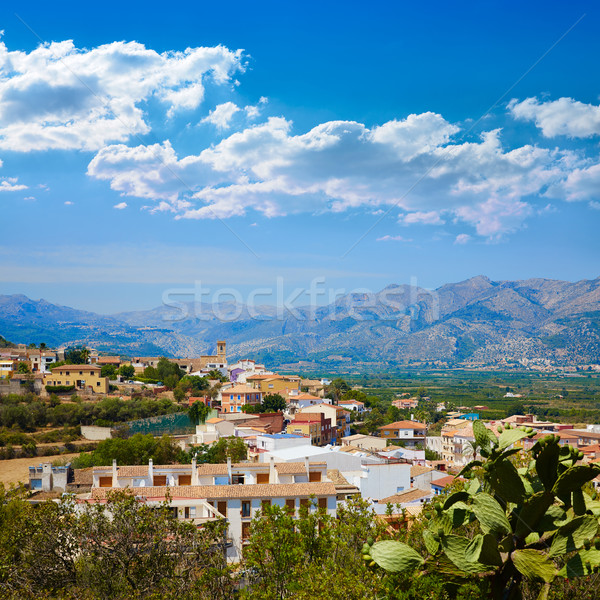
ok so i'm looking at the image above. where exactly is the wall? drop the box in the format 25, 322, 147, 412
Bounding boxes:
357, 463, 411, 501
81, 425, 112, 441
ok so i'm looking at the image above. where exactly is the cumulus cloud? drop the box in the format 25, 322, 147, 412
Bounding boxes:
376, 235, 412, 242
0, 177, 27, 191
87, 112, 581, 237
113, 201, 127, 209
64, 201, 73, 205
454, 233, 471, 245
201, 102, 241, 130
401, 210, 443, 225
0, 39, 243, 151
509, 97, 600, 138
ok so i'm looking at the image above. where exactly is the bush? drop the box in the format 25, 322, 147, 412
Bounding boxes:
45, 385, 75, 394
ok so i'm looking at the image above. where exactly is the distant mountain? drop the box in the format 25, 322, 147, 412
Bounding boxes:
1, 276, 599, 371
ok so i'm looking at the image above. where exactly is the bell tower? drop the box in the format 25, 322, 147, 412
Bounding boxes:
217, 340, 226, 361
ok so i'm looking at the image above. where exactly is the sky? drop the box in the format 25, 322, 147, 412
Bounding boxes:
0, 0, 599, 313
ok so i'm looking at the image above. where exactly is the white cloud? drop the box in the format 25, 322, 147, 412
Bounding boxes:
509, 97, 600, 138
376, 235, 412, 242
201, 102, 241, 130
546, 162, 600, 202
0, 177, 27, 191
454, 234, 471, 245
23, 195, 36, 201
113, 201, 127, 209
590, 201, 600, 210
88, 113, 580, 237
64, 201, 73, 205
401, 210, 443, 225
0, 39, 243, 151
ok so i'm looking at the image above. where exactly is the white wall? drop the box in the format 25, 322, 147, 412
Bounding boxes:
355, 463, 411, 501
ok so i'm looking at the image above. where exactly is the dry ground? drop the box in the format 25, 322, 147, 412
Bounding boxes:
0, 453, 82, 487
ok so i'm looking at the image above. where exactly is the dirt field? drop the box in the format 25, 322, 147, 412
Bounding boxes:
0, 453, 82, 487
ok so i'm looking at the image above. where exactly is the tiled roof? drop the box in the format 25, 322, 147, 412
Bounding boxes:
196, 464, 229, 475
275, 461, 326, 474
73, 468, 93, 485
51, 364, 101, 371
378, 420, 427, 430
223, 385, 261, 394
380, 488, 431, 503
326, 469, 358, 490
91, 481, 336, 500
410, 465, 434, 478
431, 475, 462, 488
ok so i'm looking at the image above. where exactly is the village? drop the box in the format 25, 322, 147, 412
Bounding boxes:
2, 340, 599, 564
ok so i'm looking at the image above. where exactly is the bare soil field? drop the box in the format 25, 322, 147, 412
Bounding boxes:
0, 453, 82, 487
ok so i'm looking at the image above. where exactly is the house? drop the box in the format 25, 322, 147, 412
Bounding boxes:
338, 399, 366, 414
409, 465, 448, 491
253, 433, 311, 454
431, 475, 464, 495
341, 434, 388, 452
379, 488, 433, 509
288, 393, 329, 411
89, 457, 336, 561
288, 412, 332, 446
392, 397, 419, 410
29, 463, 71, 492
96, 356, 122, 368
297, 404, 350, 442
247, 373, 301, 396
26, 349, 58, 373
377, 420, 427, 447
220, 385, 263, 413
44, 364, 109, 394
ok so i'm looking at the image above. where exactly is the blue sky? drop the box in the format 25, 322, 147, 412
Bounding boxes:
0, 0, 599, 313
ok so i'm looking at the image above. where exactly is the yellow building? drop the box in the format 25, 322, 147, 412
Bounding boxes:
247, 374, 301, 395
45, 365, 109, 394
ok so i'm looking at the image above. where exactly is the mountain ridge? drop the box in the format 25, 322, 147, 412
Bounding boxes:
1, 275, 599, 371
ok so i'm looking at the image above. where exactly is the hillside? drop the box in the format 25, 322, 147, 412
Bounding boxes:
1, 276, 599, 371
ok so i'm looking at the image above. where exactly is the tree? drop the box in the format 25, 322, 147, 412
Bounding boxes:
363, 420, 600, 599
188, 400, 210, 426
241, 497, 387, 600
156, 357, 183, 384
16, 362, 30, 374
506, 400, 525, 417
208, 436, 247, 463
64, 346, 89, 364
173, 386, 186, 403
262, 393, 287, 413
207, 369, 227, 382
179, 375, 209, 394
119, 364, 135, 379
100, 364, 117, 378
326, 378, 350, 403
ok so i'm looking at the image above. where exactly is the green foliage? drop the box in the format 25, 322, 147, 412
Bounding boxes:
262, 393, 287, 412
100, 364, 117, 378
188, 400, 210, 426
118, 364, 135, 379
367, 420, 600, 599
64, 346, 89, 364
44, 384, 75, 393
0, 486, 232, 599
16, 362, 30, 374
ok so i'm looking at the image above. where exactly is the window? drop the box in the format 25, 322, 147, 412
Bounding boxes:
97, 381, 101, 386
189, 506, 196, 517
309, 471, 321, 482
232, 474, 245, 485
285, 499, 295, 513
261, 499, 271, 510
318, 497, 327, 510
256, 473, 269, 484
154, 475, 167, 486
241, 501, 251, 517
241, 522, 251, 540
99, 476, 112, 488
179, 474, 192, 486
217, 501, 227, 517
396, 486, 405, 493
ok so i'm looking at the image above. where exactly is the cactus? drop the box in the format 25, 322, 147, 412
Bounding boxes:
368, 540, 424, 572
365, 419, 600, 600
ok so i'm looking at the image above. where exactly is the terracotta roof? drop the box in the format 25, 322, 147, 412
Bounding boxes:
326, 469, 358, 491
410, 465, 434, 478
51, 364, 101, 371
223, 385, 261, 394
117, 465, 192, 477
431, 475, 463, 488
73, 468, 93, 485
97, 356, 121, 363
293, 393, 322, 401
380, 488, 431, 503
91, 482, 336, 500
206, 417, 224, 424
196, 464, 229, 475
275, 461, 326, 474
378, 420, 427, 430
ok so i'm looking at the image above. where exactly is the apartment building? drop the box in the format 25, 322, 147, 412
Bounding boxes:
297, 404, 350, 442
89, 458, 336, 561
288, 412, 332, 446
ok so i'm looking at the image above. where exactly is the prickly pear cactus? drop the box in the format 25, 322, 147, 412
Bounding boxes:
366, 420, 600, 599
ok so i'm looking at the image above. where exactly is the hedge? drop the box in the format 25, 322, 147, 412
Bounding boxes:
45, 385, 76, 393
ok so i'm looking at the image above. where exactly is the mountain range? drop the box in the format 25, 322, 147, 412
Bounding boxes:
1, 275, 599, 372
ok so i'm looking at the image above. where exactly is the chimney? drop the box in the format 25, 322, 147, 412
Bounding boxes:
227, 457, 232, 484
304, 456, 310, 479
148, 458, 153, 486
112, 459, 118, 488
269, 455, 275, 484
191, 454, 198, 486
